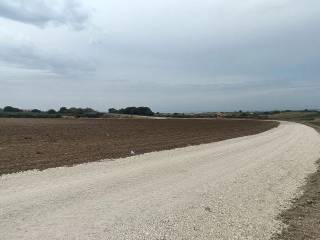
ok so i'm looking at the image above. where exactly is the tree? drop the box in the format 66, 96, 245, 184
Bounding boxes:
108, 108, 118, 113
31, 109, 41, 113
47, 109, 57, 114
59, 107, 68, 113
108, 106, 154, 116
3, 106, 22, 112
136, 107, 154, 116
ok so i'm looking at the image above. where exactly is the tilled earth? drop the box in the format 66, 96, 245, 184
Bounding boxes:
0, 118, 278, 175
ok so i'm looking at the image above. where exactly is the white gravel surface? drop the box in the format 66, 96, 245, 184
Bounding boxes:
1, 122, 320, 240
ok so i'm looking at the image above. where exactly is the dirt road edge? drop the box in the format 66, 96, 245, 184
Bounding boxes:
273, 123, 320, 240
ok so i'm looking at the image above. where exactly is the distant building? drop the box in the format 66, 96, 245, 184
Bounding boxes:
216, 112, 225, 119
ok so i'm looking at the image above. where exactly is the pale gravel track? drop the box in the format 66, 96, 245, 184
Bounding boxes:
1, 122, 320, 240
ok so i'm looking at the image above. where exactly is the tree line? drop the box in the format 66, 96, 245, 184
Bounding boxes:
0, 106, 102, 118
108, 107, 154, 116
0, 106, 155, 118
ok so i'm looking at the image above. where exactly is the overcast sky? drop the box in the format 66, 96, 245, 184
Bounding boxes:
0, 0, 319, 112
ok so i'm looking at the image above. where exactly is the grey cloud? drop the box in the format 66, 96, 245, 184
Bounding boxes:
0, 42, 95, 76
1, 0, 320, 112
92, 2, 320, 85
0, 0, 89, 29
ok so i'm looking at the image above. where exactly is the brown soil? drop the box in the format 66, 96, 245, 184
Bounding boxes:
0, 118, 278, 175
273, 122, 320, 240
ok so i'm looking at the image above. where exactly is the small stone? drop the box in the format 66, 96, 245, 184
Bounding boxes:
205, 206, 212, 212
306, 199, 313, 204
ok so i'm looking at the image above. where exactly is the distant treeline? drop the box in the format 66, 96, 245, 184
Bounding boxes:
0, 106, 102, 118
1, 105, 319, 120
108, 107, 154, 116
156, 109, 320, 120
0, 106, 155, 118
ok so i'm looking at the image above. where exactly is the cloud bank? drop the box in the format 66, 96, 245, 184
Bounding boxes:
0, 0, 88, 29
0, 0, 319, 112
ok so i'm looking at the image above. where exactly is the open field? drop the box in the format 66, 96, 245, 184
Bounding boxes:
1, 122, 320, 239
0, 118, 278, 175
268, 111, 320, 121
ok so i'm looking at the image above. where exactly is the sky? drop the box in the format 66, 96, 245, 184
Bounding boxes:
0, 0, 319, 112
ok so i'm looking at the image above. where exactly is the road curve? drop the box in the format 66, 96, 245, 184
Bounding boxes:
1, 122, 320, 240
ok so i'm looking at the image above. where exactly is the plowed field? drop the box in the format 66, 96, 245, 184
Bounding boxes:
0, 118, 278, 175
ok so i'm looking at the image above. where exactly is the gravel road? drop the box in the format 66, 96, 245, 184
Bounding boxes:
1, 122, 320, 240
